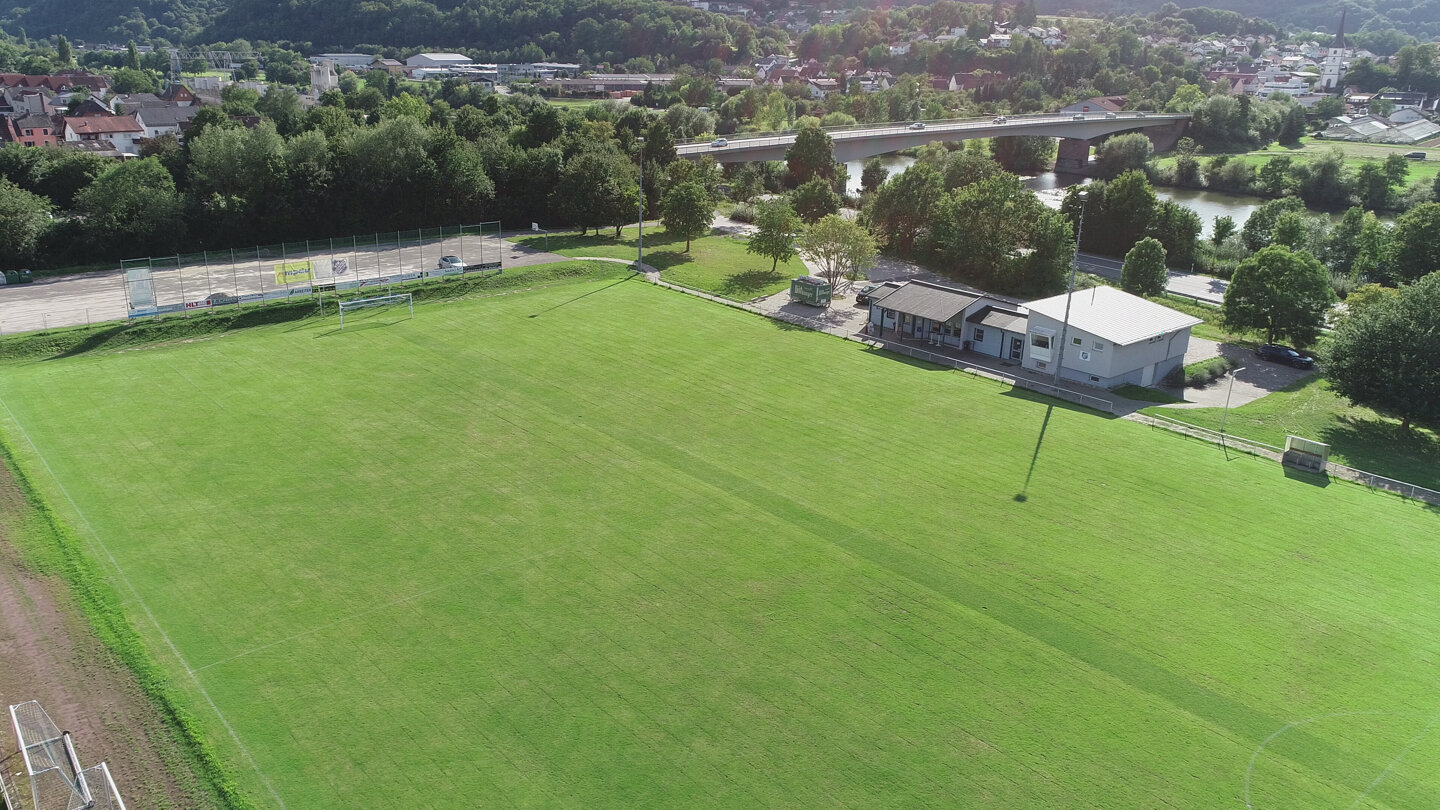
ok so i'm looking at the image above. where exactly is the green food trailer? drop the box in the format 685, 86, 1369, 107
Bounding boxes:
789, 275, 832, 307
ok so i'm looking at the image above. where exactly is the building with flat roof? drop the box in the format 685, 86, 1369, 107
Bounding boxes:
1022, 286, 1200, 388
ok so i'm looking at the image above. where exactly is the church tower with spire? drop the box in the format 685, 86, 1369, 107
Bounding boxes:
1319, 10, 1353, 92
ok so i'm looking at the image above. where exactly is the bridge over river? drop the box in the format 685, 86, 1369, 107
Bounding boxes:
676, 112, 1191, 167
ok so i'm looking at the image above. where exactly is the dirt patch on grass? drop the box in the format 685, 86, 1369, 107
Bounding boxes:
0, 460, 219, 810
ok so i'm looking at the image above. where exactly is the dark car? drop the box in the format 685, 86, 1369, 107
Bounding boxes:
1255, 344, 1314, 369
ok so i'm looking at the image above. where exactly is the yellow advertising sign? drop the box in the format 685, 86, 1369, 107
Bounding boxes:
274, 261, 314, 285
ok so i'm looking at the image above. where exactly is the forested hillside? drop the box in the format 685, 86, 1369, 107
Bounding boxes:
1043, 0, 1440, 40
0, 0, 222, 42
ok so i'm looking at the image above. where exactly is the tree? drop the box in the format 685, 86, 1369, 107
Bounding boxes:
746, 198, 801, 272
550, 147, 638, 236
55, 35, 72, 67
642, 121, 677, 166
989, 136, 1055, 173
1313, 96, 1345, 119
1326, 207, 1367, 275
867, 163, 943, 257
1172, 137, 1200, 186
1241, 197, 1306, 252
790, 176, 840, 223
785, 122, 835, 186
1277, 104, 1306, 145
934, 173, 1071, 297
124, 40, 140, 70
1212, 215, 1236, 246
256, 86, 305, 135
1325, 273, 1440, 430
1092, 132, 1153, 178
1222, 245, 1335, 346
660, 181, 713, 252
110, 67, 159, 94
797, 214, 876, 290
1146, 200, 1200, 269
1121, 237, 1168, 296
0, 178, 51, 268
1390, 202, 1440, 283
74, 157, 184, 257
859, 157, 887, 194
1355, 162, 1392, 211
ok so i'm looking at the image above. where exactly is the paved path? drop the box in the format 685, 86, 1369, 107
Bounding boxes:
1075, 252, 1229, 304
1165, 339, 1318, 409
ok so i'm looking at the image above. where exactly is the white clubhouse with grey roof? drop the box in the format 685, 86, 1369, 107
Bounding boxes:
866, 281, 1027, 360
1022, 286, 1201, 387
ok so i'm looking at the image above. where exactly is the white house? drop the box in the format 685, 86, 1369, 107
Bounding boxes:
1022, 286, 1201, 388
62, 115, 143, 155
865, 281, 1027, 360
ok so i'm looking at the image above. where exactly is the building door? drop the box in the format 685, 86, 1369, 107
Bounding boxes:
1141, 362, 1155, 386
1009, 336, 1023, 360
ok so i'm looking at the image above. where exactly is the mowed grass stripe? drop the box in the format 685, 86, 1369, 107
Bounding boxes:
1, 277, 1438, 807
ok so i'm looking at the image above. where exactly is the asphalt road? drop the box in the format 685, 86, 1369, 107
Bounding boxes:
1075, 252, 1229, 304
0, 236, 565, 335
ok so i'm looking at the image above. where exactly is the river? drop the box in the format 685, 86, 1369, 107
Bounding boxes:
843, 156, 1325, 238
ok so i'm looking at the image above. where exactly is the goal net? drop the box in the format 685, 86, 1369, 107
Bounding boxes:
337, 292, 414, 329
9, 701, 127, 810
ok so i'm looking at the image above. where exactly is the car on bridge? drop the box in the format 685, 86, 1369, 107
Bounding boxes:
908, 122, 925, 130
711, 137, 728, 148
992, 116, 1008, 124
1071, 113, 1085, 120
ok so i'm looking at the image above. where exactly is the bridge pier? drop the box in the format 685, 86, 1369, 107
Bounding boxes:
1055, 138, 1091, 172
1144, 119, 1188, 153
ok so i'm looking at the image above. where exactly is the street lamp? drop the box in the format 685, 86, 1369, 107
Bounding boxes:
1219, 366, 1246, 445
636, 136, 645, 269
1053, 189, 1087, 387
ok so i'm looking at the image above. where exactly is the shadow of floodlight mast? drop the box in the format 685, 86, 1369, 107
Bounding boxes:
1015, 404, 1054, 503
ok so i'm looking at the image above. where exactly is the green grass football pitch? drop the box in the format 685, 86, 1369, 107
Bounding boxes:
2, 275, 1440, 808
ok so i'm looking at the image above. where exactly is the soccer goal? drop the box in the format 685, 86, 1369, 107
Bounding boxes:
9, 700, 127, 810
337, 292, 414, 329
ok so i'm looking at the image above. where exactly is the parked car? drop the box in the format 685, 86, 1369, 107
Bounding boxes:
908, 121, 926, 130
1255, 344, 1315, 369
710, 137, 728, 148
991, 116, 1008, 124
1405, 151, 1426, 160
437, 255, 464, 270
1136, 111, 1148, 118
1071, 113, 1086, 120
1104, 111, 1118, 119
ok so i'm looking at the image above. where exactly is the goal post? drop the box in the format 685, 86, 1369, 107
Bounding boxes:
337, 292, 414, 329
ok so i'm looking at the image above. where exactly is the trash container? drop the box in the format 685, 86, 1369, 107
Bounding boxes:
4, 271, 17, 285
17, 269, 32, 283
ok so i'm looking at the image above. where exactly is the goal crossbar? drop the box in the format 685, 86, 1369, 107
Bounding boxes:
337, 293, 413, 329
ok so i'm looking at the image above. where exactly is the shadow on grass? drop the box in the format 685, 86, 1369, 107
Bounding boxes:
1015, 404, 1054, 502
1320, 415, 1440, 491
718, 269, 787, 299
861, 345, 953, 371
1000, 385, 1119, 419
1282, 466, 1330, 487
529, 275, 635, 318
48, 324, 132, 360
311, 317, 408, 338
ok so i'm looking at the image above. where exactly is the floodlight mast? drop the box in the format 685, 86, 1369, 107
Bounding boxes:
1053, 189, 1087, 387
636, 136, 645, 269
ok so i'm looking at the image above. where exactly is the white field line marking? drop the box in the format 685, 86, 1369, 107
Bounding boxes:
1243, 710, 1430, 810
0, 394, 291, 810
1347, 708, 1440, 809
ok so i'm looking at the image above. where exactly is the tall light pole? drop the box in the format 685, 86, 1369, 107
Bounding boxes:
1052, 189, 1086, 387
1219, 366, 1245, 445
636, 136, 645, 269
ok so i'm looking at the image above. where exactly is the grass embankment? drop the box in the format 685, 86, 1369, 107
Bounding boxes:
1154, 137, 1440, 185
0, 438, 256, 810
1144, 375, 1440, 490
1, 276, 1438, 808
516, 225, 798, 299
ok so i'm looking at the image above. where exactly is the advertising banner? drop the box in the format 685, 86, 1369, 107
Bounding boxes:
274, 261, 314, 285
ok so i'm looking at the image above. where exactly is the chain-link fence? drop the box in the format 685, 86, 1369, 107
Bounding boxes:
0, 224, 505, 336
123, 223, 503, 319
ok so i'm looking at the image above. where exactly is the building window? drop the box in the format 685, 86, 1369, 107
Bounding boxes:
1030, 334, 1050, 350
1090, 375, 1100, 382
1072, 336, 1083, 346
1093, 341, 1105, 351
973, 327, 985, 342
1036, 360, 1047, 369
